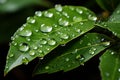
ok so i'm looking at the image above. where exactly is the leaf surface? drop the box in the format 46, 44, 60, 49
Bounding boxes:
33, 33, 112, 75
4, 5, 97, 75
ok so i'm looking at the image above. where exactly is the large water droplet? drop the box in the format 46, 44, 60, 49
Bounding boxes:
55, 4, 62, 12
73, 16, 82, 22
40, 39, 47, 44
48, 39, 56, 46
22, 57, 29, 65
40, 24, 52, 32
60, 34, 69, 39
29, 50, 35, 56
76, 8, 83, 14
19, 43, 29, 52
45, 66, 49, 69
58, 18, 69, 26
27, 17, 36, 24
103, 42, 110, 46
44, 11, 53, 18
19, 30, 32, 37
35, 11, 42, 17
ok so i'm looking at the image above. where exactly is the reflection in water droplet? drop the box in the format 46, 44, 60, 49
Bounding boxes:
40, 24, 52, 32
58, 18, 69, 26
19, 30, 32, 37
76, 8, 83, 14
29, 50, 35, 56
35, 11, 42, 17
19, 43, 29, 52
22, 57, 29, 65
60, 34, 69, 40
48, 39, 56, 46
45, 66, 49, 69
27, 17, 36, 24
44, 11, 53, 18
55, 4, 62, 12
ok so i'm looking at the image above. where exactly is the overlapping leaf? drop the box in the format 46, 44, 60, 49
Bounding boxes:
4, 5, 97, 75
100, 46, 120, 80
33, 33, 112, 75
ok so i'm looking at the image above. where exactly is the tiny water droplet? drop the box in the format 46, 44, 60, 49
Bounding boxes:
72, 49, 78, 54
44, 11, 53, 18
76, 55, 81, 59
9, 54, 14, 57
103, 42, 110, 46
48, 39, 56, 46
45, 66, 49, 69
19, 30, 32, 37
111, 52, 114, 55
12, 41, 17, 46
60, 34, 69, 39
118, 68, 120, 72
88, 15, 97, 21
19, 43, 29, 52
35, 29, 39, 32
73, 16, 82, 22
55, 4, 62, 12
26, 38, 31, 41
22, 57, 29, 65
62, 12, 69, 18
40, 39, 47, 44
76, 8, 83, 14
29, 50, 35, 56
89, 47, 96, 55
58, 18, 69, 26
27, 17, 36, 24
65, 58, 69, 62
40, 24, 53, 32
35, 11, 42, 17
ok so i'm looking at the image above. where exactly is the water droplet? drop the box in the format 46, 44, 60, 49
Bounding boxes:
22, 57, 29, 65
45, 66, 49, 69
55, 4, 62, 12
73, 16, 82, 22
9, 54, 14, 57
69, 6, 75, 11
35, 29, 39, 32
76, 8, 83, 14
87, 43, 91, 46
101, 38, 105, 41
76, 55, 81, 59
58, 18, 69, 26
103, 42, 110, 46
65, 58, 69, 62
76, 54, 85, 62
48, 39, 56, 46
40, 24, 52, 32
60, 34, 69, 39
118, 68, 120, 72
26, 38, 31, 41
19, 43, 29, 52
35, 11, 42, 17
89, 47, 96, 55
88, 15, 97, 21
62, 12, 69, 18
0, 0, 7, 4
29, 50, 35, 56
75, 29, 81, 33
44, 11, 53, 18
19, 30, 32, 37
12, 41, 17, 46
11, 36, 15, 40
27, 17, 36, 24
111, 52, 114, 55
40, 39, 47, 44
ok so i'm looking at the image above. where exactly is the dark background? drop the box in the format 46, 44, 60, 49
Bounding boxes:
0, 0, 103, 80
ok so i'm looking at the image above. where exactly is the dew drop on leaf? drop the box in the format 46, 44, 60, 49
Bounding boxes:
45, 66, 49, 70
22, 57, 29, 65
35, 11, 42, 17
27, 17, 36, 24
73, 16, 82, 22
19, 30, 32, 37
58, 18, 69, 26
76, 8, 83, 14
40, 24, 53, 33
44, 11, 53, 18
118, 68, 120, 72
89, 47, 96, 55
19, 43, 29, 52
60, 34, 69, 40
9, 54, 14, 58
48, 39, 56, 46
88, 15, 97, 21
29, 50, 35, 56
40, 39, 47, 44
55, 4, 62, 12
65, 58, 69, 62
103, 42, 110, 46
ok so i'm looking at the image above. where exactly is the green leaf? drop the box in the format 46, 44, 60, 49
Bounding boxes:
99, 46, 120, 80
33, 33, 112, 75
4, 5, 97, 75
96, 0, 120, 11
0, 0, 52, 13
98, 4, 120, 38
